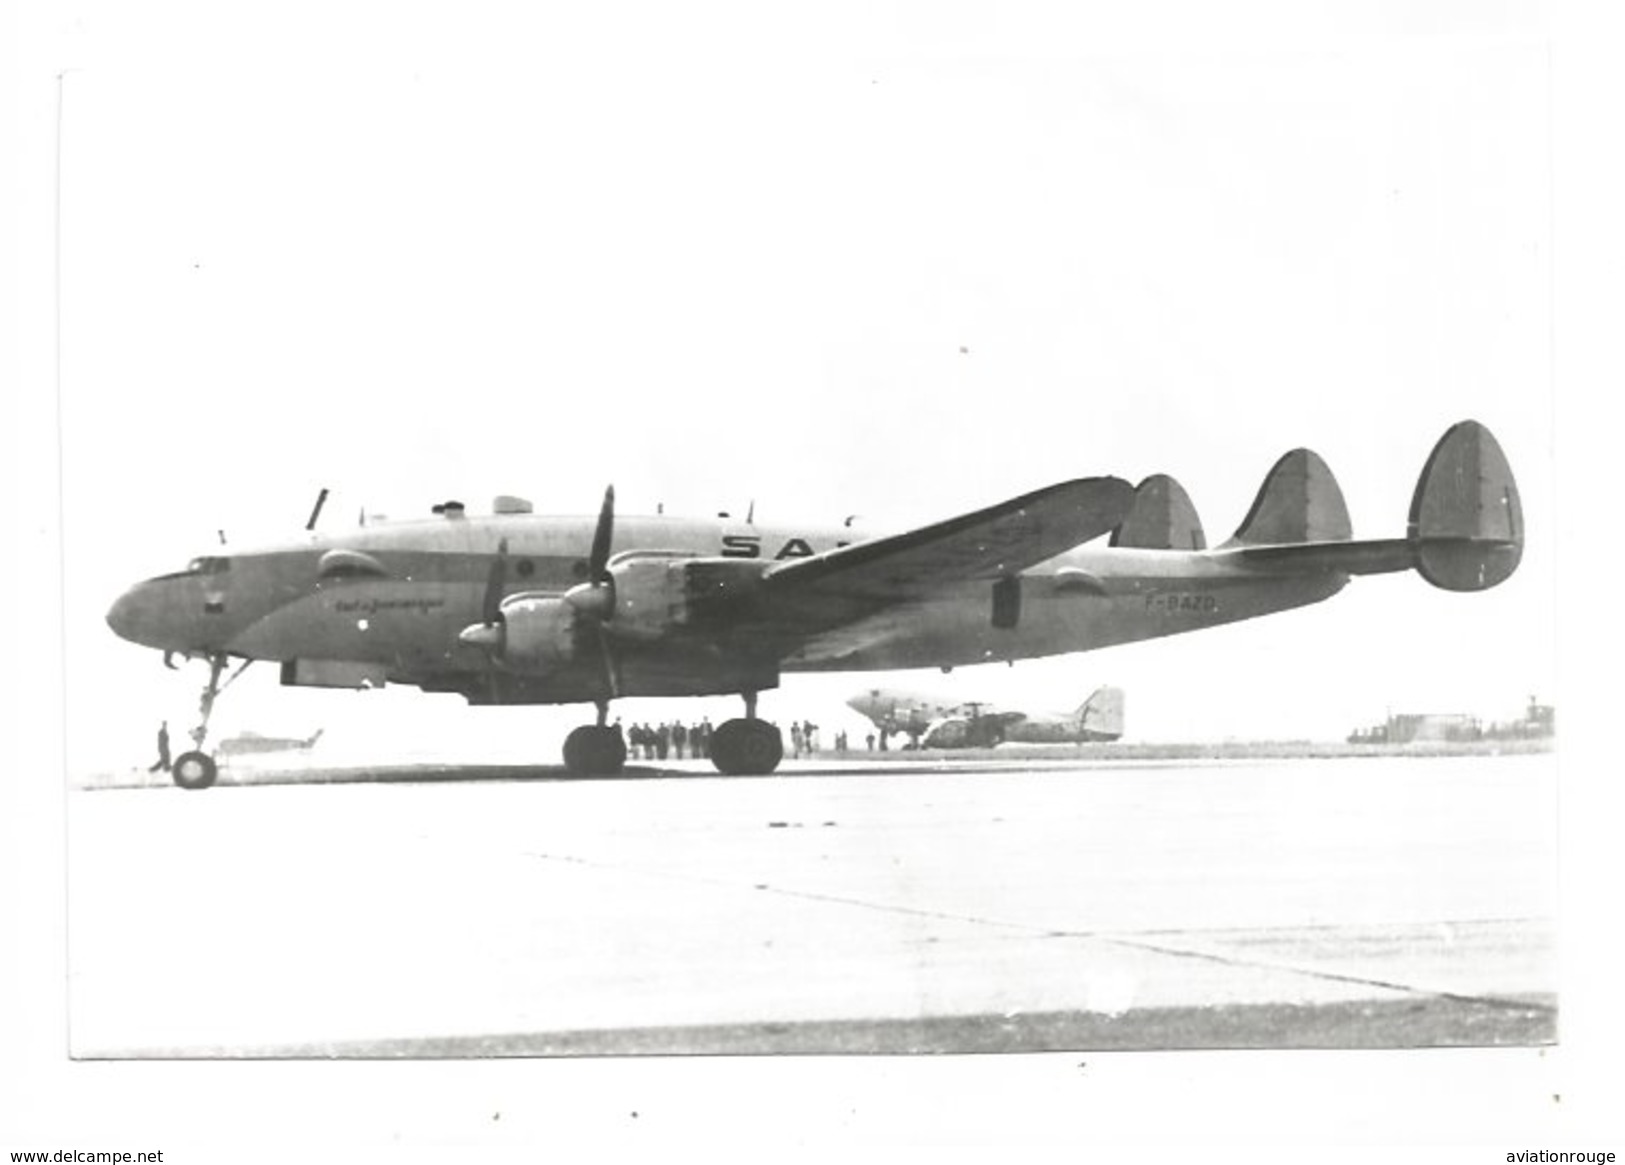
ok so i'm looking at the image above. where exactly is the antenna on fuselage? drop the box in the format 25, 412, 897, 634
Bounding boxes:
305, 487, 330, 531
746, 499, 755, 525
216, 529, 227, 546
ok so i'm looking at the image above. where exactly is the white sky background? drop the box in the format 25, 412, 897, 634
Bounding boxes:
52, 3, 1555, 765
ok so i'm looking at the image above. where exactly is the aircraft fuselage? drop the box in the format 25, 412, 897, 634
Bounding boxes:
107, 510, 1346, 703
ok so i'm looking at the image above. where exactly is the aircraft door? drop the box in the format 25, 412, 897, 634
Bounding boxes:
991, 575, 1021, 629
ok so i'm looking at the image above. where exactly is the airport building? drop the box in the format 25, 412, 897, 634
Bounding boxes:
1347, 697, 1555, 745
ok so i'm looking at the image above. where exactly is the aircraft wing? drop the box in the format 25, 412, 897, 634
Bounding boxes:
758, 477, 1135, 634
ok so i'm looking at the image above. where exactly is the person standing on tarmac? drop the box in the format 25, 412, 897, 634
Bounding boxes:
149, 720, 172, 773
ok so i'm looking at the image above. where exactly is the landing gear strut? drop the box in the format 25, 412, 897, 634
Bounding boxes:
170, 652, 250, 790
561, 700, 626, 776
710, 690, 784, 776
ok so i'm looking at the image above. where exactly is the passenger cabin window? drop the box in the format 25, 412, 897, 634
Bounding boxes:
187, 556, 232, 575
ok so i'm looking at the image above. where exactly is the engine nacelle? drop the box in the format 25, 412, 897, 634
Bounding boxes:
606, 556, 770, 640
482, 557, 772, 669
497, 594, 583, 668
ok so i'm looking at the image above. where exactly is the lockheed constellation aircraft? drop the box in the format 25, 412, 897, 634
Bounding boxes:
107, 420, 1521, 787
848, 685, 1124, 749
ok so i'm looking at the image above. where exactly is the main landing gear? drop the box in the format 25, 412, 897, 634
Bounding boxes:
170, 652, 250, 790
709, 691, 784, 777
557, 692, 785, 778
561, 701, 627, 777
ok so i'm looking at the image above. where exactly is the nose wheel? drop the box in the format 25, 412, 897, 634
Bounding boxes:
171, 750, 219, 790
171, 652, 250, 790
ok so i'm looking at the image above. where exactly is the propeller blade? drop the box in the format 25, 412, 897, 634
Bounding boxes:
589, 486, 615, 583
595, 625, 622, 701
482, 537, 509, 626
474, 538, 511, 704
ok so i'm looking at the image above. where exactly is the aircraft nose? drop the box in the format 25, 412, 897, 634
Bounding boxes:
106, 586, 144, 644
106, 582, 169, 649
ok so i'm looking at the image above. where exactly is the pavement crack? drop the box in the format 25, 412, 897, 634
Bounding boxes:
1091, 932, 1555, 1014
521, 849, 1552, 1014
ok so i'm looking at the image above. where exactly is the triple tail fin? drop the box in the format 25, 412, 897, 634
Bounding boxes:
1222, 420, 1523, 592
1111, 475, 1207, 550
1406, 419, 1523, 590
1221, 448, 1352, 547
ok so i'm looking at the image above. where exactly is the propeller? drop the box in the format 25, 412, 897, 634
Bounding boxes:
590, 486, 615, 584
567, 486, 620, 697
456, 537, 508, 700
483, 536, 510, 626
566, 486, 617, 620
458, 490, 621, 701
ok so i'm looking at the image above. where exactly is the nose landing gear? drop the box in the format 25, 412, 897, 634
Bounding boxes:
169, 652, 250, 790
170, 749, 218, 790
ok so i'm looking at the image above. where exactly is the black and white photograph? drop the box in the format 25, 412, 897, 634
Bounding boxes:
6, 0, 1618, 1158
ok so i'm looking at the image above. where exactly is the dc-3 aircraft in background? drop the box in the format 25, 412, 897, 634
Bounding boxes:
848, 685, 1125, 750
107, 419, 1522, 788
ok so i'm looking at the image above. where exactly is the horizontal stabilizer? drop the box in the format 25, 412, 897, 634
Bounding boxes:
1223, 420, 1523, 592
1111, 475, 1206, 550
1229, 538, 1414, 576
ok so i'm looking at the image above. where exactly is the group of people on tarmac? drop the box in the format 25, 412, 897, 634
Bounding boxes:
617, 718, 855, 762
624, 719, 712, 760
780, 721, 851, 757
788, 720, 819, 757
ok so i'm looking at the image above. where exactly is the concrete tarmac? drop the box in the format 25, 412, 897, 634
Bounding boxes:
66, 753, 1556, 1056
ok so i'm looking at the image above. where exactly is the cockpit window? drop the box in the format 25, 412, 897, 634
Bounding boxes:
186, 556, 232, 575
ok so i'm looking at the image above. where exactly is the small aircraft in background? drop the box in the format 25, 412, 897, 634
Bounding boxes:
216, 728, 325, 758
848, 685, 1125, 749
106, 419, 1522, 787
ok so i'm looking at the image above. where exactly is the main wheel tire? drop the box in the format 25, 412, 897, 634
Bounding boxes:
710, 719, 784, 776
562, 725, 627, 776
171, 750, 218, 790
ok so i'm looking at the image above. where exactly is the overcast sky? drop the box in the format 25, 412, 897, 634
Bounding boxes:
42, 2, 1555, 767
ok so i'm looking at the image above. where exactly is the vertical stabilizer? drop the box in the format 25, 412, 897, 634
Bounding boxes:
1407, 420, 1523, 591
1223, 448, 1352, 546
1111, 475, 1207, 550
1078, 686, 1125, 740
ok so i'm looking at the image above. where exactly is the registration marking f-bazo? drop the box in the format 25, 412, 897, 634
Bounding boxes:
1145, 593, 1219, 614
